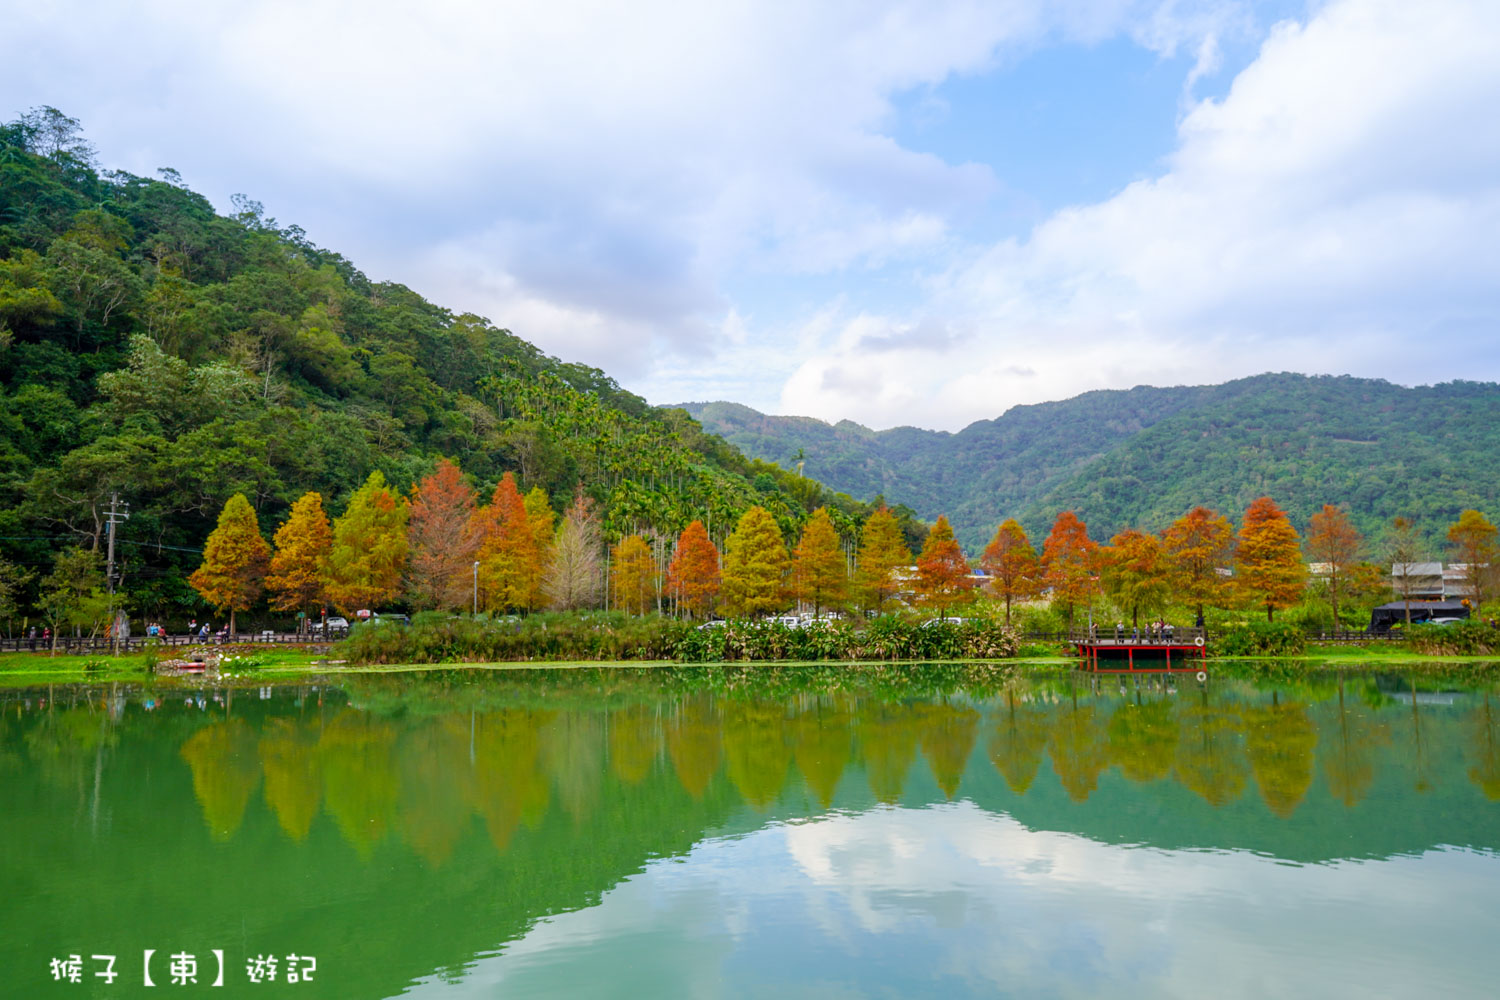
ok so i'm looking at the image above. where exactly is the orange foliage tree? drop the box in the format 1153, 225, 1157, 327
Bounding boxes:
406, 459, 481, 611
190, 493, 271, 634
474, 472, 537, 613
981, 519, 1040, 624
266, 491, 332, 630
666, 520, 721, 618
1236, 496, 1306, 621
324, 471, 409, 614
1448, 509, 1498, 609
791, 507, 847, 617
1099, 529, 1169, 627
1161, 506, 1233, 623
915, 516, 972, 615
1041, 511, 1099, 630
1306, 504, 1361, 628
853, 506, 910, 615
611, 534, 658, 614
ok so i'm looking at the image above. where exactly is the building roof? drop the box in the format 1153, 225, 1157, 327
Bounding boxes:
1391, 562, 1443, 576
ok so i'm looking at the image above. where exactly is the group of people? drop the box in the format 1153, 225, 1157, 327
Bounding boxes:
1098, 620, 1177, 643
185, 619, 230, 640
25, 626, 51, 650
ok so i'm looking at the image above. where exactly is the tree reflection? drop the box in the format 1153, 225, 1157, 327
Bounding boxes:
319, 710, 400, 857
722, 700, 791, 810
1048, 691, 1109, 803
258, 717, 322, 841
1244, 693, 1318, 818
397, 715, 476, 868
542, 712, 605, 824
988, 689, 1050, 795
1107, 691, 1179, 783
471, 709, 552, 851
180, 717, 261, 841
1321, 680, 1389, 808
792, 696, 853, 808
1467, 692, 1500, 800
858, 703, 921, 804
1173, 690, 1247, 807
919, 701, 979, 799
608, 706, 660, 786
665, 697, 722, 800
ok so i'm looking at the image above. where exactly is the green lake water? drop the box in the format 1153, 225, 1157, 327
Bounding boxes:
3, 665, 1499, 998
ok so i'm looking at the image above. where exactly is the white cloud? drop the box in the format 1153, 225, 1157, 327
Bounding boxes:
780, 0, 1500, 429
3, 0, 1257, 409
403, 805, 1500, 998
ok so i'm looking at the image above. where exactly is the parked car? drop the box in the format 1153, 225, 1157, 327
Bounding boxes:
1429, 617, 1465, 626
922, 617, 968, 628
696, 619, 728, 631
309, 616, 350, 633
372, 612, 411, 626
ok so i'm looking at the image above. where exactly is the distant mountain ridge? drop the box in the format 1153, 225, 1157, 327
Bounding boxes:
676, 374, 1500, 551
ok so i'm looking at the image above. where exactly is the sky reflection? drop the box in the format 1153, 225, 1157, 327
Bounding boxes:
416, 804, 1500, 999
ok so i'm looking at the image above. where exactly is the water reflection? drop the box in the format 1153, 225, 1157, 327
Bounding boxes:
3, 668, 1499, 998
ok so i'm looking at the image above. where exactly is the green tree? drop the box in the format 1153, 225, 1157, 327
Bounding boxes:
722, 506, 790, 618
325, 471, 410, 613
853, 506, 910, 615
39, 547, 108, 645
189, 493, 271, 633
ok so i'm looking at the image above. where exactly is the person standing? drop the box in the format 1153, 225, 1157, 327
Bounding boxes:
28, 626, 37, 651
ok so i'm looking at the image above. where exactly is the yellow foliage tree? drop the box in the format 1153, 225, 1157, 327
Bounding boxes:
189, 493, 270, 633
524, 487, 555, 610
853, 506, 910, 614
266, 492, 332, 629
722, 506, 790, 618
324, 471, 410, 614
611, 533, 658, 614
791, 507, 847, 616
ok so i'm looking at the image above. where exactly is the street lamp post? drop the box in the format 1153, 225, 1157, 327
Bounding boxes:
472, 561, 480, 616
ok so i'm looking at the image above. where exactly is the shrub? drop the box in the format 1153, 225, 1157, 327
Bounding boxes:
1407, 621, 1499, 656
336, 612, 1021, 665
1213, 620, 1305, 657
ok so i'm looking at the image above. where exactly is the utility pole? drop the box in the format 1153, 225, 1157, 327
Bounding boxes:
105, 493, 130, 655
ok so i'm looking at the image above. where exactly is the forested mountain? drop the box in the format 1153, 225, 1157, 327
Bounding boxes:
0, 108, 908, 622
680, 373, 1500, 551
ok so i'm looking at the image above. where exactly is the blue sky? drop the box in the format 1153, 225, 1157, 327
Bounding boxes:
4, 0, 1498, 430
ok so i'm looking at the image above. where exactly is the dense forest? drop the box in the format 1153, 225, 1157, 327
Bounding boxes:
0, 108, 924, 626
682, 373, 1500, 551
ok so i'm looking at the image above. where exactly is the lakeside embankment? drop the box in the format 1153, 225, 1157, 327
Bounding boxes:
3, 646, 1497, 689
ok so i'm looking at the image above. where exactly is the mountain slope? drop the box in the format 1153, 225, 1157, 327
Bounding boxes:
0, 110, 891, 617
680, 374, 1500, 550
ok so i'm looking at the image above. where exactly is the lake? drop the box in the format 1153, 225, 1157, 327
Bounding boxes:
4, 664, 1498, 998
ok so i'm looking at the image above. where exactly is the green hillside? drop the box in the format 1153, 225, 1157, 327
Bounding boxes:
680, 373, 1500, 551
0, 108, 892, 622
